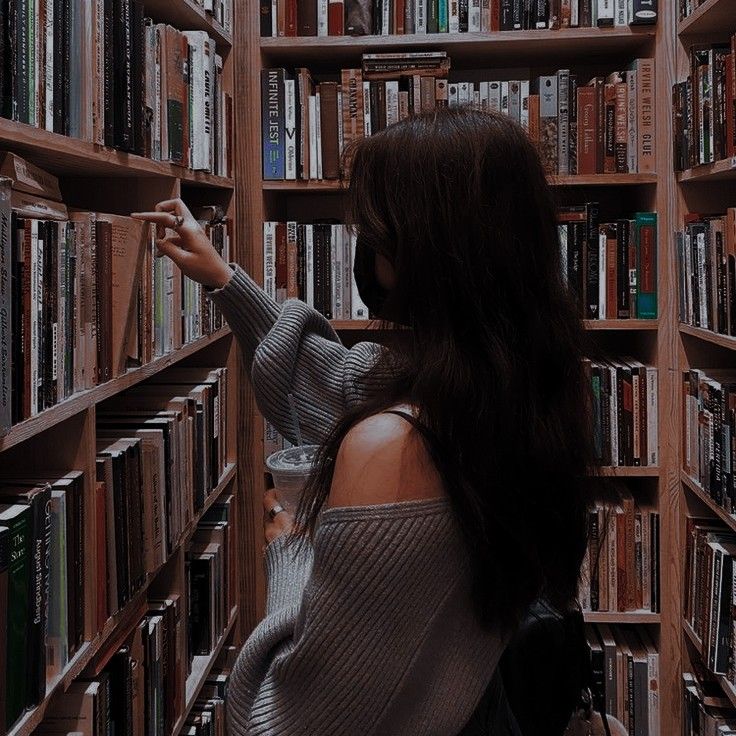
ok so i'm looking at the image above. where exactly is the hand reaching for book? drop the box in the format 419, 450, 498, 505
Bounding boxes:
131, 198, 234, 289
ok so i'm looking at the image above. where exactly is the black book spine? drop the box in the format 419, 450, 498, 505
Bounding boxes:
0, 1, 9, 119
45, 224, 57, 408
36, 223, 46, 413
585, 202, 601, 319
189, 559, 211, 655
615, 365, 624, 466
427, 0, 438, 33
52, 0, 64, 132
579, 0, 591, 25
104, 0, 115, 146
630, 0, 656, 24
131, 0, 145, 156
260, 0, 272, 35
500, 0, 513, 28
323, 225, 333, 320
11, 217, 22, 424
112, 452, 130, 608
62, 0, 72, 136
297, 225, 306, 300
312, 225, 323, 316
717, 228, 727, 334
729, 253, 736, 337
459, 0, 469, 31
14, 0, 28, 123
127, 444, 144, 592
601, 368, 611, 467
616, 220, 630, 319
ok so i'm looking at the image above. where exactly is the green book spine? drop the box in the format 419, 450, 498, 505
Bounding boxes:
635, 212, 658, 319
427, 0, 439, 32
438, 0, 448, 31
2, 505, 31, 729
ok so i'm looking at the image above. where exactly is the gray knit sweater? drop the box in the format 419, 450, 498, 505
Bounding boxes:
208, 267, 510, 735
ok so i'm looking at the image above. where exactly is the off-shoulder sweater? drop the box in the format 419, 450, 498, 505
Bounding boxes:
208, 266, 513, 736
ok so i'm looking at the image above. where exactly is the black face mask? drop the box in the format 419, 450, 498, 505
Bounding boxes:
353, 237, 411, 325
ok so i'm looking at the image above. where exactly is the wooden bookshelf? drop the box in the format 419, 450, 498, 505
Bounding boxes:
239, 0, 682, 732
0, 2, 246, 735
674, 0, 736, 728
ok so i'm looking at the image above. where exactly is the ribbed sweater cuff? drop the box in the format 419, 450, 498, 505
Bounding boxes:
207, 264, 282, 360
264, 535, 314, 616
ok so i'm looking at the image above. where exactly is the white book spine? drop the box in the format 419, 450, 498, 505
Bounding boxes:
479, 81, 489, 110
614, 0, 627, 24
363, 82, 372, 137
263, 222, 276, 300
557, 69, 570, 176
571, 0, 579, 25
337, 88, 344, 160
204, 38, 215, 172
647, 650, 659, 735
285, 79, 297, 180
308, 95, 318, 179
597, 0, 613, 24
449, 0, 459, 31
318, 0, 329, 35
647, 367, 658, 466
386, 81, 399, 126
350, 231, 370, 319
271, 0, 277, 35
382, 0, 390, 33
469, 0, 481, 31
609, 366, 618, 465
599, 232, 606, 320
305, 226, 315, 308
332, 225, 343, 319
342, 225, 352, 320
626, 69, 637, 173
416, 0, 426, 33
697, 232, 707, 328
520, 80, 530, 132
558, 226, 568, 286
488, 81, 501, 112
315, 91, 323, 179
184, 33, 206, 170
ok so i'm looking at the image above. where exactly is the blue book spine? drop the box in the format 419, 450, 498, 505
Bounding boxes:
261, 68, 285, 180
635, 212, 657, 319
438, 0, 448, 31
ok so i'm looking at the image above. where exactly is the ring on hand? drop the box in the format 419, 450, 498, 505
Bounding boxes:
268, 504, 286, 521
172, 214, 185, 229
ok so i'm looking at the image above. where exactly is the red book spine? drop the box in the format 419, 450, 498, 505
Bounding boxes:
577, 85, 596, 175
275, 222, 288, 302
395, 0, 405, 33
328, 0, 345, 34
491, 0, 500, 29
286, 0, 298, 35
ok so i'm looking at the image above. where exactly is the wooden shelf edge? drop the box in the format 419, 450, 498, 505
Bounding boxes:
0, 118, 234, 187
584, 611, 660, 624
583, 319, 658, 330
172, 606, 240, 735
678, 0, 736, 36
677, 158, 736, 183
598, 466, 660, 477
681, 471, 736, 533
183, 463, 238, 542
680, 323, 736, 351
683, 619, 736, 708
0, 328, 232, 452
263, 173, 657, 191
260, 26, 656, 51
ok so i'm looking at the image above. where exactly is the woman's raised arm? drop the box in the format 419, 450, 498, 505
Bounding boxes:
132, 199, 384, 444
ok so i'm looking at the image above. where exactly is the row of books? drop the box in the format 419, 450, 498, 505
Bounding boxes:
196, 0, 234, 33
677, 0, 709, 22
183, 663, 233, 736
672, 37, 736, 172
684, 671, 736, 736
683, 369, 736, 513
676, 212, 736, 337
685, 519, 736, 689
586, 624, 660, 735
0, 473, 85, 731
584, 358, 658, 467
33, 513, 233, 736
558, 205, 657, 320
0, 5, 232, 176
261, 54, 656, 180
95, 368, 229, 624
0, 156, 230, 435
581, 488, 660, 613
264, 222, 369, 320
260, 0, 658, 36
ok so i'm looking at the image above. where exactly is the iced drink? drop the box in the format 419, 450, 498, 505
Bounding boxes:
265, 444, 319, 512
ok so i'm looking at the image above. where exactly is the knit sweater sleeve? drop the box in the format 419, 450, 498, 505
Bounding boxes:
227, 500, 504, 736
207, 265, 387, 445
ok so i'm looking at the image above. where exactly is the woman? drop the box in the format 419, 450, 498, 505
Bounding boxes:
133, 107, 594, 735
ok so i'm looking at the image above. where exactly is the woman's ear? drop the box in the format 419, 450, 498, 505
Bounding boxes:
375, 252, 397, 290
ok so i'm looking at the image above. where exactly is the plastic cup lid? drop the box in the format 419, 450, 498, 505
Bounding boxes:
265, 444, 320, 475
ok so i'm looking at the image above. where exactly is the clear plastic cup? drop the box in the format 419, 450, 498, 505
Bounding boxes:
265, 444, 319, 512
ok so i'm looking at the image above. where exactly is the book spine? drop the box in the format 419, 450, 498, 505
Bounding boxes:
636, 212, 657, 319
261, 68, 285, 180
586, 202, 601, 319
284, 78, 297, 180
636, 58, 655, 173
630, 0, 656, 24
0, 179, 10, 435
557, 69, 570, 176
538, 75, 558, 175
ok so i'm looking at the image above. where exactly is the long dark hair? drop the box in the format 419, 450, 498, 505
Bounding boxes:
296, 106, 595, 632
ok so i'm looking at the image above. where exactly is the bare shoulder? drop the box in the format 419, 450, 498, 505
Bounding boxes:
327, 409, 446, 509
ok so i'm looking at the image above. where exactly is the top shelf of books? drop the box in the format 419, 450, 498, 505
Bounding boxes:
679, 0, 736, 37
260, 27, 656, 65
146, 0, 233, 47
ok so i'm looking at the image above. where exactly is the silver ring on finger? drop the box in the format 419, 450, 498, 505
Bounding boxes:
268, 504, 286, 521
172, 214, 185, 229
